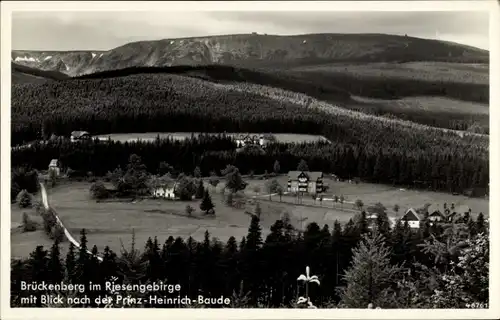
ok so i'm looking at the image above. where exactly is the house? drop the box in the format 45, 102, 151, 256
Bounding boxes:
366, 211, 378, 230
401, 208, 422, 229
287, 171, 323, 194
48, 159, 61, 176
234, 134, 268, 149
425, 204, 446, 223
151, 180, 178, 200
70, 131, 91, 142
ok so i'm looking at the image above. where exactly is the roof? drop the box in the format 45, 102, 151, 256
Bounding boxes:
403, 208, 423, 221
49, 159, 59, 166
288, 171, 323, 181
71, 131, 90, 138
429, 210, 446, 218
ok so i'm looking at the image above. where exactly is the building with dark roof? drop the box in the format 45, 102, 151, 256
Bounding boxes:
287, 171, 324, 194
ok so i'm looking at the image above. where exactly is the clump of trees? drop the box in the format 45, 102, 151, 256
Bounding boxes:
16, 190, 33, 208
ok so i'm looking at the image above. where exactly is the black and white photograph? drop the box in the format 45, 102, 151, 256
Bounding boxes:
1, 1, 498, 318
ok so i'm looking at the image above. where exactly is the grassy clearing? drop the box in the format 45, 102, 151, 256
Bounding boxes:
10, 181, 348, 258
243, 176, 489, 217
293, 62, 489, 85
351, 96, 489, 115
96, 132, 329, 144
11, 177, 488, 259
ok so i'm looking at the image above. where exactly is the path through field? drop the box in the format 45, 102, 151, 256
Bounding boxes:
40, 183, 103, 261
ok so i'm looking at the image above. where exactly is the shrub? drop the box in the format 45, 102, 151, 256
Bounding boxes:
90, 181, 109, 200
22, 212, 37, 232
41, 208, 58, 234
16, 190, 32, 208
51, 225, 65, 242
185, 205, 195, 217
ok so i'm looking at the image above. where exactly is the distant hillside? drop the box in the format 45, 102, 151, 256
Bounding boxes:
11, 62, 69, 84
12, 33, 489, 76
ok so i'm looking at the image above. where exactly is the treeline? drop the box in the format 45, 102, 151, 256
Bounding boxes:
12, 135, 489, 195
11, 209, 489, 308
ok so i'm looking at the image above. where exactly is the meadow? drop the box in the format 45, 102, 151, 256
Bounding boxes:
244, 176, 489, 217
293, 62, 489, 85
11, 176, 489, 259
96, 132, 330, 144
350, 95, 489, 116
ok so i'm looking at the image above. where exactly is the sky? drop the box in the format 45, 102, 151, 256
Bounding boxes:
11, 11, 490, 51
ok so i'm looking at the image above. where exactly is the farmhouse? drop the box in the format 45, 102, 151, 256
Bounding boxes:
71, 131, 91, 142
48, 159, 61, 176
287, 171, 324, 194
151, 180, 178, 200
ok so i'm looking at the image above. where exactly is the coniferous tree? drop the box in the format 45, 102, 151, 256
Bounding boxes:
75, 229, 90, 285
200, 188, 215, 215
195, 179, 205, 199
100, 246, 118, 282
143, 237, 163, 281
297, 159, 309, 171
117, 230, 148, 284
87, 245, 101, 307
223, 236, 240, 295
193, 166, 202, 178
47, 239, 64, 284
476, 213, 486, 234
242, 215, 263, 306
27, 246, 49, 307
65, 242, 77, 283
273, 160, 281, 175
340, 232, 403, 308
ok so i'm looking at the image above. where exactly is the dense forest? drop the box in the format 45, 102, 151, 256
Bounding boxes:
11, 208, 489, 308
12, 135, 489, 197
75, 65, 488, 103
11, 66, 489, 146
75, 65, 489, 132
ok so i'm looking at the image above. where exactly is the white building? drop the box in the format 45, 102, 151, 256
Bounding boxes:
48, 159, 61, 177
401, 208, 422, 229
151, 180, 177, 200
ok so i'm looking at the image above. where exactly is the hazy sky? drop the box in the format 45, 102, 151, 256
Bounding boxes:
12, 11, 490, 51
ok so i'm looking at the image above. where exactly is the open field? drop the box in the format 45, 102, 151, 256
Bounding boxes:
242, 176, 490, 217
11, 180, 351, 259
293, 62, 489, 85
351, 96, 489, 116
11, 175, 488, 259
96, 132, 329, 144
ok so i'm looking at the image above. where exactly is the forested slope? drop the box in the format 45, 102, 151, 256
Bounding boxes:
72, 65, 489, 132
11, 72, 489, 195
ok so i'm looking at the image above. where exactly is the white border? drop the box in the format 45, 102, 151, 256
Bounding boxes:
1, 1, 499, 319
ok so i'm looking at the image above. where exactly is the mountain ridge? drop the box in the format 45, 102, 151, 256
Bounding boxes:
12, 33, 489, 77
